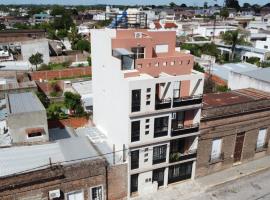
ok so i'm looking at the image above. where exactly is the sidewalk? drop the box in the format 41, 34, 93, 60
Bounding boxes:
134, 156, 270, 200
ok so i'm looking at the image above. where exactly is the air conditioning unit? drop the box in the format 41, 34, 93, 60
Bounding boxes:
49, 189, 61, 199
134, 32, 143, 38
172, 113, 177, 119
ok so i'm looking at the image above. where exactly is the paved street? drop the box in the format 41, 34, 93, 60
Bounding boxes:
190, 168, 270, 200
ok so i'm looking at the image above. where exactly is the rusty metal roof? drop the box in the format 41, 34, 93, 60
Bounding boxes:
203, 88, 270, 108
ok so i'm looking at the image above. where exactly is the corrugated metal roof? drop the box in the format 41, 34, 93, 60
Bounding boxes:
8, 92, 45, 114
240, 67, 270, 83
0, 136, 100, 177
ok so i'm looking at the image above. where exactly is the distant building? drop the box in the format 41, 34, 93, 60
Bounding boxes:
197, 89, 270, 177
6, 92, 49, 144
32, 13, 52, 24
0, 29, 46, 43
194, 25, 237, 37
228, 67, 270, 92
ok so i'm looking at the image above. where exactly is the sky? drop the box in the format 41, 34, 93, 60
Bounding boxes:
0, 0, 269, 6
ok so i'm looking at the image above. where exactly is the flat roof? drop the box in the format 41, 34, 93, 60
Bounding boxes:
8, 92, 45, 114
203, 88, 270, 108
239, 67, 270, 83
72, 80, 92, 96
212, 62, 258, 81
0, 137, 100, 177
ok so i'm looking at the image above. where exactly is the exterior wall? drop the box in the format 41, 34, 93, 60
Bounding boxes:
228, 71, 270, 92
21, 39, 50, 65
7, 110, 49, 143
0, 30, 46, 43
196, 108, 270, 177
0, 159, 106, 200
30, 67, 91, 81
255, 37, 270, 50
194, 26, 237, 37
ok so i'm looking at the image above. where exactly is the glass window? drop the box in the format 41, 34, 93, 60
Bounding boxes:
131, 47, 145, 59
211, 139, 222, 161
153, 145, 167, 164
154, 116, 169, 137
91, 186, 103, 200
131, 90, 141, 112
67, 191, 84, 200
131, 150, 139, 169
257, 128, 267, 149
131, 121, 140, 142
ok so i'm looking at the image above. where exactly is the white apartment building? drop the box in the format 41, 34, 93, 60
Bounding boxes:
91, 29, 204, 197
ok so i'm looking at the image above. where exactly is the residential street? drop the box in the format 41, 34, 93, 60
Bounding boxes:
190, 169, 270, 200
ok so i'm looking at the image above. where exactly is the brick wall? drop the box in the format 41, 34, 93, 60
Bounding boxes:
108, 164, 128, 200
30, 67, 92, 81
196, 108, 270, 177
0, 159, 107, 200
48, 117, 89, 129
0, 159, 128, 200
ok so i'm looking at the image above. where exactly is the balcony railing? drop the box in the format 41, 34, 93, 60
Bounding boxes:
155, 98, 171, 110
171, 123, 200, 137
173, 95, 202, 108
154, 129, 168, 138
169, 150, 197, 163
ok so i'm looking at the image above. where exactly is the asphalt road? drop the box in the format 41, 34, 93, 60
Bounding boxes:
191, 169, 270, 200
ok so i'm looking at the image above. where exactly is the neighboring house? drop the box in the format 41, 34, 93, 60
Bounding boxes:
255, 35, 270, 50
91, 29, 204, 197
193, 25, 237, 37
72, 80, 93, 112
228, 67, 270, 92
6, 92, 49, 144
0, 136, 127, 200
33, 13, 52, 24
196, 88, 270, 177
21, 38, 50, 65
0, 29, 46, 43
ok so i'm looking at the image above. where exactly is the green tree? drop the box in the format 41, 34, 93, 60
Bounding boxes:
68, 26, 81, 48
225, 0, 240, 11
76, 39, 91, 52
220, 8, 229, 19
87, 56, 92, 66
0, 23, 6, 30
169, 2, 177, 8
194, 63, 205, 73
221, 30, 245, 60
50, 5, 74, 30
36, 91, 49, 108
64, 92, 84, 115
29, 52, 43, 70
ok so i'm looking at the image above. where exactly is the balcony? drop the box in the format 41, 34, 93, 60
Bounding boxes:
171, 123, 200, 137
155, 98, 171, 110
169, 150, 197, 163
173, 95, 202, 108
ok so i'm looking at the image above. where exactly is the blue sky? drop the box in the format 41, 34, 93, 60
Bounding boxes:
0, 0, 269, 6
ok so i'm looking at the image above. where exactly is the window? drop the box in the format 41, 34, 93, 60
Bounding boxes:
91, 186, 103, 200
172, 112, 185, 130
155, 44, 169, 53
67, 191, 84, 200
153, 145, 167, 164
154, 116, 169, 138
131, 150, 139, 169
131, 90, 141, 112
147, 88, 151, 93
173, 81, 181, 99
131, 121, 140, 142
168, 162, 192, 184
28, 132, 42, 138
264, 45, 268, 49
211, 138, 222, 162
131, 47, 145, 59
130, 174, 138, 193
256, 128, 268, 150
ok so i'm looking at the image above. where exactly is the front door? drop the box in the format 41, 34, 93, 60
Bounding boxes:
234, 132, 245, 163
152, 168, 165, 187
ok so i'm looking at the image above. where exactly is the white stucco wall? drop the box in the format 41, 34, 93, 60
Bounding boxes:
228, 71, 270, 92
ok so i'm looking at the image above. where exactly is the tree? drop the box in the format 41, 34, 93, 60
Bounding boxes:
243, 3, 251, 9
225, 0, 240, 11
36, 91, 49, 108
64, 92, 84, 115
204, 2, 208, 9
220, 8, 229, 19
68, 26, 81, 48
0, 23, 6, 30
169, 2, 177, 8
180, 4, 187, 8
221, 30, 245, 60
76, 39, 91, 52
29, 52, 43, 70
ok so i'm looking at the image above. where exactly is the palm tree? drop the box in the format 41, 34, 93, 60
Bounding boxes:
221, 30, 245, 60
29, 52, 43, 71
